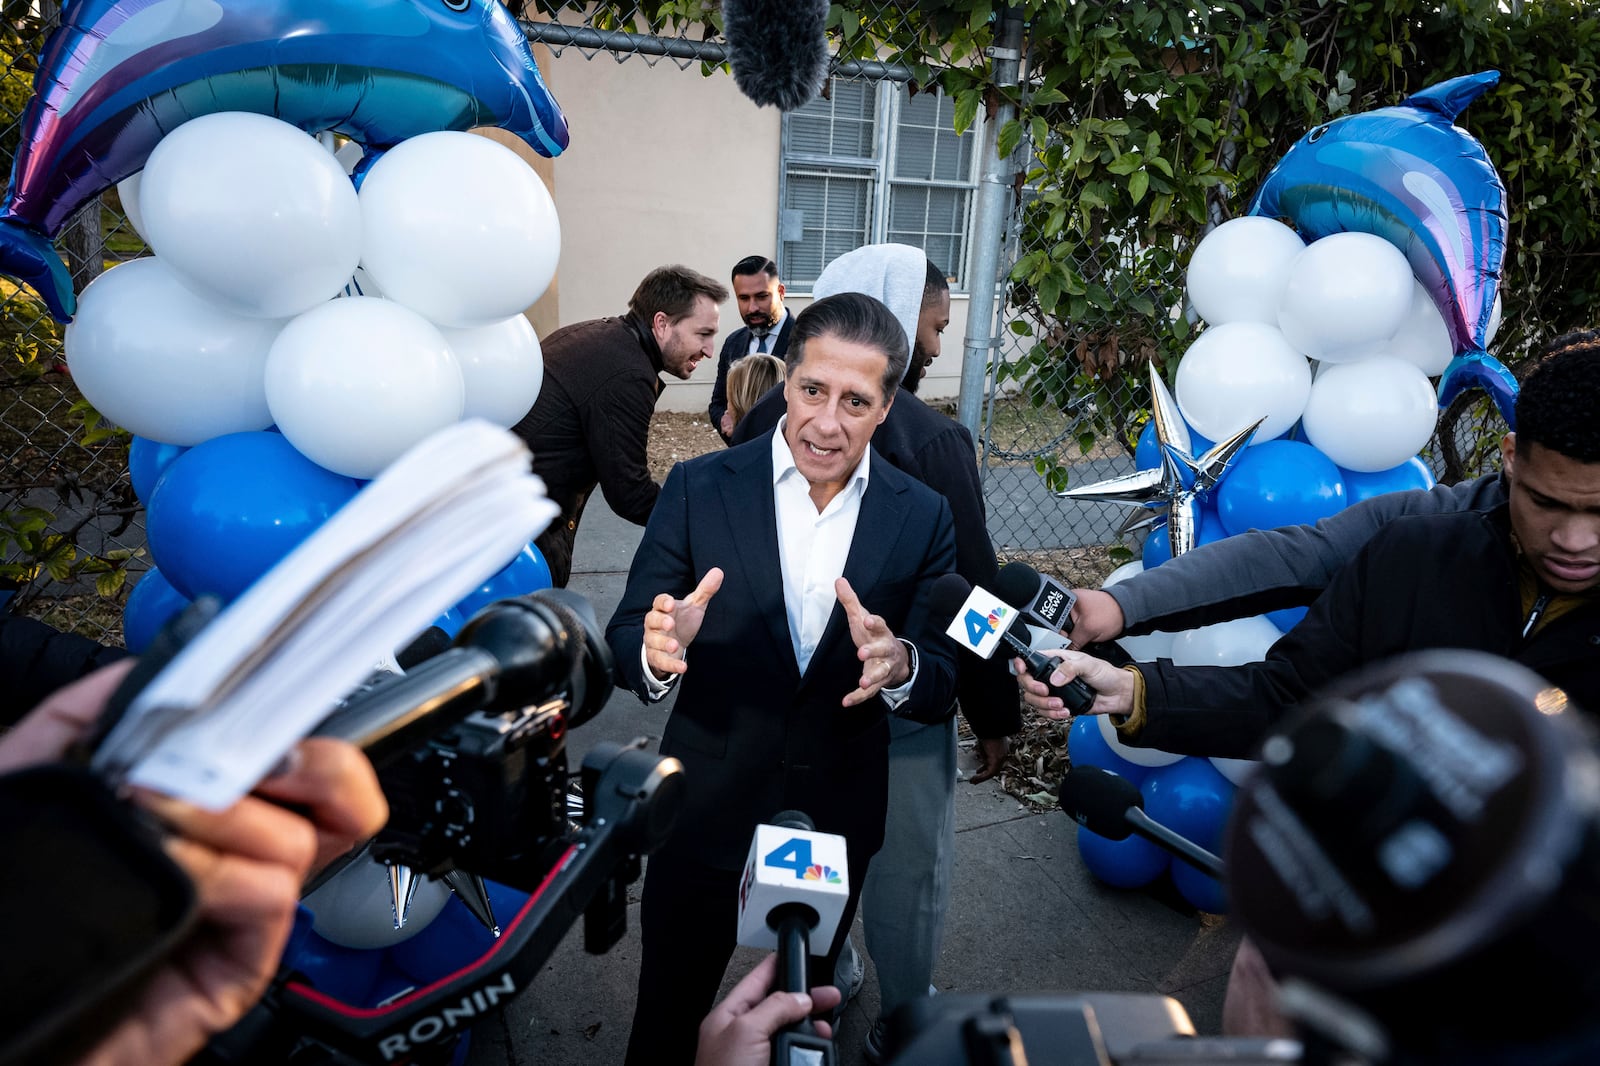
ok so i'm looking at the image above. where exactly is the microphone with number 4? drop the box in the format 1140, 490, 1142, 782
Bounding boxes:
928, 574, 1097, 714
736, 810, 846, 1065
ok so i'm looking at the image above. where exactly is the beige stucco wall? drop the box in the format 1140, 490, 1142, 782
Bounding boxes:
528, 51, 971, 413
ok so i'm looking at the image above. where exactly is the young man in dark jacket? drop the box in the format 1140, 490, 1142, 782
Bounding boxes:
512, 266, 727, 586
1024, 337, 1600, 758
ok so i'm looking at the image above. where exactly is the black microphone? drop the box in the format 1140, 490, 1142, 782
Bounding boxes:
928, 574, 1097, 714
1058, 765, 1224, 877
995, 561, 1077, 636
721, 0, 830, 111
394, 625, 452, 671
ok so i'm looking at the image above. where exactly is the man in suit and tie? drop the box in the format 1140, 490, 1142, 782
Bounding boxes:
609, 292, 960, 1066
708, 255, 795, 443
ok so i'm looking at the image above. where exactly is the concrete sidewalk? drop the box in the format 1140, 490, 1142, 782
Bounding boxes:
466, 496, 1241, 1065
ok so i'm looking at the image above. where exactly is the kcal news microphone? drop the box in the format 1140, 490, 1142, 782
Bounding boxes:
927, 573, 1098, 714
995, 561, 1078, 637
736, 811, 846, 1065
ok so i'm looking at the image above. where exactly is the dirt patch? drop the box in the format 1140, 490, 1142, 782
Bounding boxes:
646, 411, 725, 481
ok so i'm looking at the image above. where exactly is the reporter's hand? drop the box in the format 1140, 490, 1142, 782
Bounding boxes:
969, 736, 1009, 784
1014, 648, 1135, 718
1067, 588, 1125, 646
0, 663, 388, 1066
643, 567, 725, 681
694, 953, 842, 1066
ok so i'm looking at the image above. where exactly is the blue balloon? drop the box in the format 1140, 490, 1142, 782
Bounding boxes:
281, 928, 384, 1005
1216, 440, 1346, 538
127, 436, 187, 506
455, 543, 554, 621
1171, 856, 1229, 914
1134, 419, 1213, 472
1140, 507, 1228, 570
122, 567, 193, 654
1338, 456, 1436, 505
146, 431, 361, 601
1077, 826, 1170, 888
1266, 606, 1308, 634
431, 606, 466, 638
1067, 715, 1150, 786
1143, 758, 1236, 913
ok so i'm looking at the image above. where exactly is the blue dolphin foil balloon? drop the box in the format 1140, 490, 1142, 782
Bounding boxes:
1, 0, 570, 322
1249, 71, 1518, 428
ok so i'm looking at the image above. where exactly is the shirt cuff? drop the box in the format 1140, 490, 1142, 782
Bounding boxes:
1113, 664, 1148, 741
640, 643, 679, 702
880, 638, 920, 712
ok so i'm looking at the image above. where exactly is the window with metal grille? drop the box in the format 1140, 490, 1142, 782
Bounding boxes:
779, 79, 980, 290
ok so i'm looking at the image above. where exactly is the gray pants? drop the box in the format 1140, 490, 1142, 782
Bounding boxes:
838, 715, 957, 1017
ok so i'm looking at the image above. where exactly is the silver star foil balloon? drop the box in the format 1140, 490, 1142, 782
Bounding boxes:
1055, 363, 1262, 557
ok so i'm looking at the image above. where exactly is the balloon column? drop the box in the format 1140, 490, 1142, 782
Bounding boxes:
1053, 71, 1518, 908
1, 7, 570, 1004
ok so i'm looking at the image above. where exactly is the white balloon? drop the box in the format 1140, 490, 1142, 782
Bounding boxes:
1210, 757, 1259, 787
64, 257, 280, 446
1300, 356, 1439, 473
1382, 280, 1454, 376
264, 297, 465, 479
1169, 615, 1282, 667
439, 315, 545, 427
360, 132, 561, 328
1186, 217, 1305, 326
140, 112, 361, 319
1173, 322, 1312, 443
1102, 559, 1178, 661
116, 171, 148, 244
302, 854, 453, 949
1096, 713, 1184, 768
1486, 292, 1503, 346
1277, 232, 1413, 360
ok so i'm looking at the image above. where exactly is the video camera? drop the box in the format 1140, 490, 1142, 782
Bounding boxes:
874, 650, 1600, 1066
203, 589, 686, 1065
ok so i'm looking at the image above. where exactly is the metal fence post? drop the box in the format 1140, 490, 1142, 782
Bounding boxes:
956, 6, 1024, 438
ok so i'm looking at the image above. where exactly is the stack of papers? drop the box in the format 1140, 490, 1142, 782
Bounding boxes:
92, 419, 558, 809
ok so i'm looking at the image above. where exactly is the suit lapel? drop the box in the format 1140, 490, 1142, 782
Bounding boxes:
804, 452, 909, 688
719, 440, 801, 684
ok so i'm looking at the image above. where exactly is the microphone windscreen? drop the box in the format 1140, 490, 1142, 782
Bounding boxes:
395, 625, 452, 670
994, 561, 1042, 609
769, 810, 815, 832
1058, 765, 1143, 840
722, 0, 830, 111
927, 572, 973, 621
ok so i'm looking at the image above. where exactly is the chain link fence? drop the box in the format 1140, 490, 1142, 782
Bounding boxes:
0, 1, 1511, 646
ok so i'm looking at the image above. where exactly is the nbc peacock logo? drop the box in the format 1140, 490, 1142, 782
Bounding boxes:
803, 864, 843, 884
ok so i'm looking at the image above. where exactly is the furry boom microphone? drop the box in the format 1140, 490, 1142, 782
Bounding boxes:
721, 0, 831, 111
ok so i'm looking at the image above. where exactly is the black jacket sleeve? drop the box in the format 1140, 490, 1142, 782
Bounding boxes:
1, 614, 130, 728
912, 425, 1021, 738
585, 368, 663, 526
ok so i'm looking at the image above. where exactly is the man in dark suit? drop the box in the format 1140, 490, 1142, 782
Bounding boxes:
732, 248, 1019, 1060
609, 293, 959, 1066
707, 255, 795, 443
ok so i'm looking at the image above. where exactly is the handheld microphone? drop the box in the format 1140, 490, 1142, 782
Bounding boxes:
995, 561, 1077, 636
928, 574, 1097, 714
736, 810, 843, 1064
721, 0, 831, 111
1058, 766, 1224, 877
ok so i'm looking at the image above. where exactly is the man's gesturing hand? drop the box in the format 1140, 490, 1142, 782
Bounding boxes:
644, 567, 724, 681
836, 577, 910, 707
